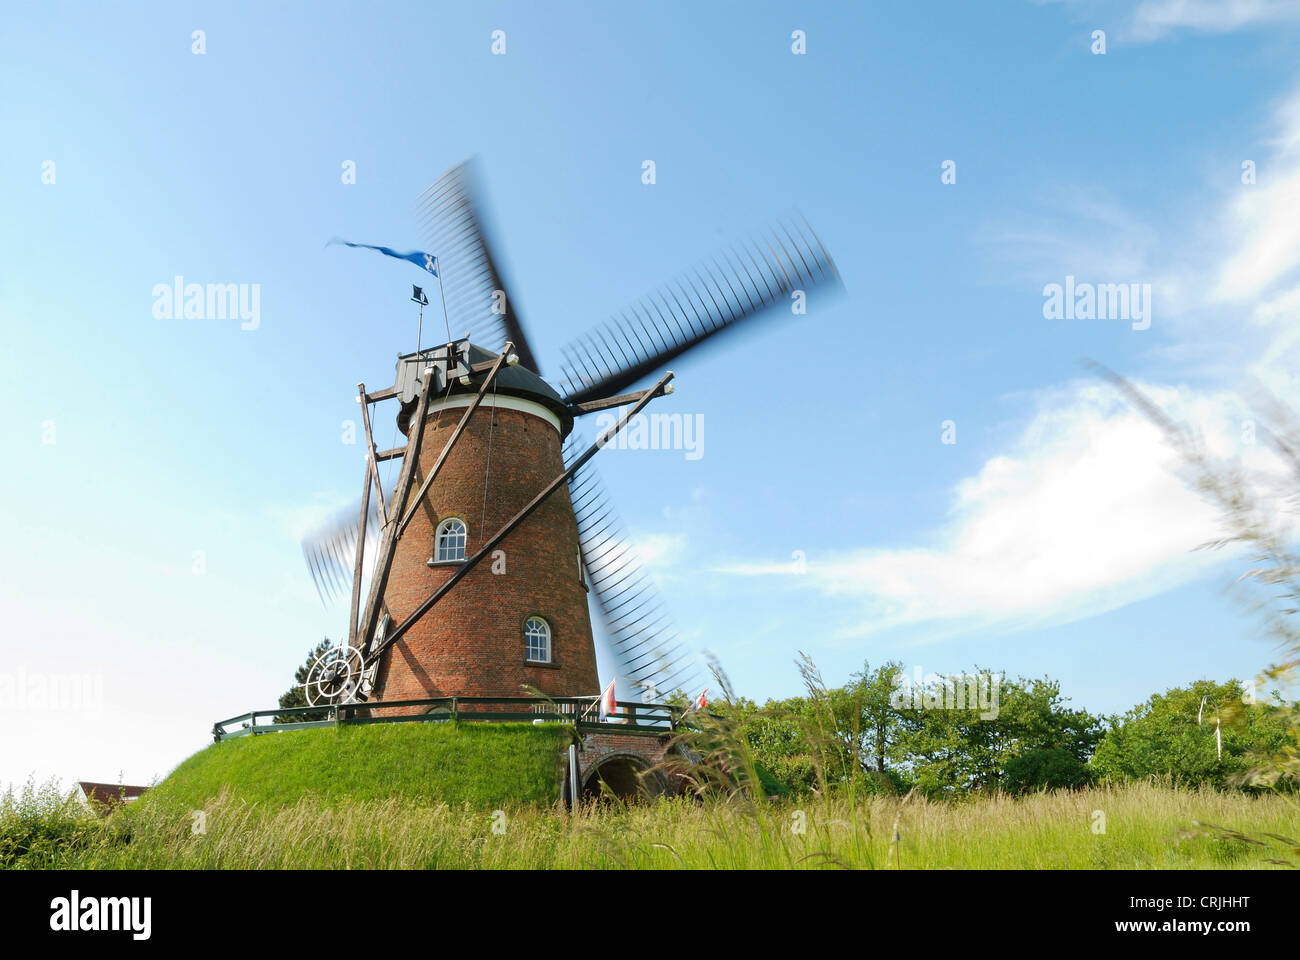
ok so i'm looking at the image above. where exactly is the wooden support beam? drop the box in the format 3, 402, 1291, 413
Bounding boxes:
375, 446, 405, 463
395, 343, 514, 539
364, 385, 400, 403
357, 363, 439, 658
347, 398, 376, 650
357, 382, 387, 519
469, 356, 512, 376
569, 387, 658, 416
369, 370, 675, 665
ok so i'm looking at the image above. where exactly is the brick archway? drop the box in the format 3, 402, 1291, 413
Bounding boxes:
581, 752, 666, 801
566, 730, 687, 803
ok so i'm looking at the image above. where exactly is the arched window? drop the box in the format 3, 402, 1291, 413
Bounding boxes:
434, 518, 467, 562
525, 616, 551, 663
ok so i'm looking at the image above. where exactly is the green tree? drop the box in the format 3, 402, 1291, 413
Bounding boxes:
980, 673, 1100, 790
1090, 679, 1293, 789
895, 670, 1101, 795
698, 677, 859, 797
895, 694, 967, 796
274, 638, 335, 723
834, 660, 906, 776
743, 708, 821, 794
684, 656, 1103, 798
721, 695, 827, 795
794, 654, 877, 792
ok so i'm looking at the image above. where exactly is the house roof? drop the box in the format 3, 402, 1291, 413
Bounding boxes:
77, 781, 149, 809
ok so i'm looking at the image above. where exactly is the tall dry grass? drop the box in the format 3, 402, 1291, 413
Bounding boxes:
46, 780, 1295, 870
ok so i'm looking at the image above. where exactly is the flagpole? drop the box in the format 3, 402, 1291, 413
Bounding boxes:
434, 255, 452, 345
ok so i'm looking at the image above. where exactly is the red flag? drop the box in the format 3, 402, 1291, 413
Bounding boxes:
598, 679, 617, 722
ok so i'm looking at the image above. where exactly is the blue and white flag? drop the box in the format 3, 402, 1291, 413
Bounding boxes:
329, 238, 438, 277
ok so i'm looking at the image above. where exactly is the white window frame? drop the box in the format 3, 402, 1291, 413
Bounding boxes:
525, 616, 551, 663
434, 517, 467, 562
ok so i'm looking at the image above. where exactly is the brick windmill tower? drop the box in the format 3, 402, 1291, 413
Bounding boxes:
300, 161, 840, 713
373, 343, 598, 704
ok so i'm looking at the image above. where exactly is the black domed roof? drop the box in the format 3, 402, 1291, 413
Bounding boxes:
461, 343, 567, 408
394, 341, 573, 437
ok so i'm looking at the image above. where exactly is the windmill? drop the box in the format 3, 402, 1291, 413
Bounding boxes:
300, 159, 841, 711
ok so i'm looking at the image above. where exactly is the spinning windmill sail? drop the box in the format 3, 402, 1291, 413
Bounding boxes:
300, 472, 399, 607
556, 217, 839, 405
565, 433, 699, 697
415, 160, 537, 371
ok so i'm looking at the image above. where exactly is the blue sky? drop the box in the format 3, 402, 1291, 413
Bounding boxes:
5, 0, 1300, 789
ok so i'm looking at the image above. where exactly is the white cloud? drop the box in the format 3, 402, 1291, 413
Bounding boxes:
1032, 0, 1300, 43
720, 382, 1279, 634
1128, 0, 1300, 41
1213, 92, 1300, 304
1213, 174, 1300, 302
1253, 284, 1300, 324
632, 532, 687, 569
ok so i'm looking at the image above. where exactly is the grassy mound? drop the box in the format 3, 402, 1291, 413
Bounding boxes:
149, 722, 574, 810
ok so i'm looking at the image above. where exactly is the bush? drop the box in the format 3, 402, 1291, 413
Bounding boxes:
1003, 747, 1091, 793
0, 777, 99, 868
761, 755, 818, 796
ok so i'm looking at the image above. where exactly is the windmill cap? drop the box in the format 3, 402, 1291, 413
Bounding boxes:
395, 341, 573, 437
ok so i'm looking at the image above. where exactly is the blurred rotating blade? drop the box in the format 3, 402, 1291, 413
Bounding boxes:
300, 472, 397, 607
556, 213, 842, 404
565, 431, 701, 698
415, 158, 538, 372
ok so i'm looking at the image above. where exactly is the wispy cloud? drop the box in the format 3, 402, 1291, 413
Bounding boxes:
983, 188, 1160, 283
1213, 90, 1300, 305
1032, 0, 1300, 42
631, 531, 687, 569
720, 382, 1274, 635
1128, 0, 1300, 41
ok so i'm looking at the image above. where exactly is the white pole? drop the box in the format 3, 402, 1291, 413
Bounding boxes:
568, 743, 580, 811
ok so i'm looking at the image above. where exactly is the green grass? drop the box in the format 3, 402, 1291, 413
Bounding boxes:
149, 722, 573, 810
25, 780, 1300, 870
7, 721, 1297, 869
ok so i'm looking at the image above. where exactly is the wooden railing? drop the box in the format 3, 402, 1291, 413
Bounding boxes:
212, 695, 683, 742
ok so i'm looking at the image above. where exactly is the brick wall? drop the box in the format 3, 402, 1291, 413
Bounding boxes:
372, 398, 599, 707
